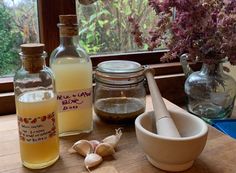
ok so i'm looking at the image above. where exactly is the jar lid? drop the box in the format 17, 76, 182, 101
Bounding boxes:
95, 60, 144, 85
97, 60, 143, 73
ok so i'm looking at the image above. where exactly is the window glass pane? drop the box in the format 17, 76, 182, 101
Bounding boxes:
0, 0, 39, 77
76, 0, 163, 55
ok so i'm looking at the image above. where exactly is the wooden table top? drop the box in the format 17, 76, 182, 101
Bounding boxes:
1, 96, 236, 173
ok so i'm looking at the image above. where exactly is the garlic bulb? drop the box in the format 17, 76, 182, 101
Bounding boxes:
72, 140, 93, 157
84, 153, 103, 169
102, 128, 122, 148
69, 128, 123, 171
95, 143, 115, 157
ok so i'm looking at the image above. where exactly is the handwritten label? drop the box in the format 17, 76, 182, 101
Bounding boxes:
18, 112, 57, 143
57, 88, 92, 112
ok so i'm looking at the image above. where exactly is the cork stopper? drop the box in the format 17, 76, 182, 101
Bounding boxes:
58, 15, 78, 36
78, 0, 97, 5
20, 43, 45, 73
59, 15, 77, 26
21, 43, 44, 55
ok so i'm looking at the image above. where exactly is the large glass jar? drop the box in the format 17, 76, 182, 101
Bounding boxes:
184, 60, 236, 123
14, 43, 59, 169
94, 60, 146, 123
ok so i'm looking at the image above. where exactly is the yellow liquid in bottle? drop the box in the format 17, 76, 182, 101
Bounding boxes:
16, 90, 59, 169
51, 58, 93, 136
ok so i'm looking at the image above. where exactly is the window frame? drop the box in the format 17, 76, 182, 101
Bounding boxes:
0, 0, 200, 115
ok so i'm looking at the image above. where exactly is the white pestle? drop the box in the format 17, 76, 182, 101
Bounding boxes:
145, 67, 181, 138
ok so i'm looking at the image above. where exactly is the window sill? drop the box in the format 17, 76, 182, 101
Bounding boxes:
0, 77, 13, 93
0, 92, 15, 115
0, 61, 201, 115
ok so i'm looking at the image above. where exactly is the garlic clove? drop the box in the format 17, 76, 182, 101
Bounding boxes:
95, 143, 115, 157
72, 139, 93, 157
84, 153, 103, 169
81, 166, 119, 173
102, 128, 122, 148
68, 147, 77, 154
89, 140, 100, 151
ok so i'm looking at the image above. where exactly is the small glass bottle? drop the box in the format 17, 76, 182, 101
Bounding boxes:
94, 60, 146, 123
14, 43, 59, 169
50, 15, 93, 136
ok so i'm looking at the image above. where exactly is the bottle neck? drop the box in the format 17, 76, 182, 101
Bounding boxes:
58, 25, 78, 47
22, 56, 46, 73
58, 25, 78, 46
201, 62, 224, 76
59, 36, 75, 46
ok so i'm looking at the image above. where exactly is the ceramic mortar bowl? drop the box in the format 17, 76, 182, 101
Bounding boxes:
135, 110, 208, 172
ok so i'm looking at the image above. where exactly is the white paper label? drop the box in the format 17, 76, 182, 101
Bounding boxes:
18, 112, 57, 143
57, 88, 92, 112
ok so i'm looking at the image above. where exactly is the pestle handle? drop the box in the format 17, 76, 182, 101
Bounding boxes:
145, 67, 181, 138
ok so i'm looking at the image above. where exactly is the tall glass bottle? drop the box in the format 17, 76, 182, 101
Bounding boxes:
14, 43, 59, 169
50, 15, 93, 136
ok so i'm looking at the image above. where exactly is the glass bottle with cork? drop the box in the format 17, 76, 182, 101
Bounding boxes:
50, 15, 93, 136
14, 43, 59, 169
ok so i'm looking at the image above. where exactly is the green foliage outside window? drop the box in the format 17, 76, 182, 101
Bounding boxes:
0, 0, 159, 77
0, 0, 38, 77
0, 4, 22, 76
77, 0, 157, 54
